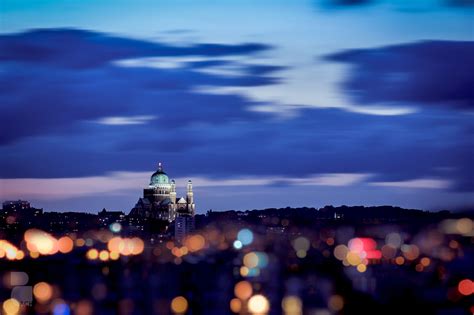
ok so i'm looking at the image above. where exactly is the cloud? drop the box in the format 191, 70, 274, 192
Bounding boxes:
344, 104, 417, 116
0, 28, 270, 68
96, 115, 157, 126
325, 40, 474, 109
0, 28, 277, 145
370, 178, 452, 189
191, 173, 372, 187
0, 172, 371, 200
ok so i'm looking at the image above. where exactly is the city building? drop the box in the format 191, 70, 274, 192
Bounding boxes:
97, 208, 126, 228
129, 162, 195, 225
2, 200, 31, 212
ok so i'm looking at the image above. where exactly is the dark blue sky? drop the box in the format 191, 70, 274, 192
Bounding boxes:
0, 0, 473, 212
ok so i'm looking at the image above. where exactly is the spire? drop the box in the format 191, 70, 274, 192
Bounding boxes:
187, 180, 193, 193
171, 179, 176, 192
186, 179, 194, 210
157, 162, 163, 172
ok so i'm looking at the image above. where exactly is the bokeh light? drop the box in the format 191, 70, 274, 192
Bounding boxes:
33, 282, 53, 303
248, 295, 270, 314
57, 236, 74, 254
328, 295, 344, 312
233, 240, 243, 250
237, 229, 254, 246
109, 222, 122, 233
171, 296, 188, 314
52, 300, 70, 315
243, 252, 259, 268
457, 279, 473, 296
282, 296, 302, 315
234, 281, 253, 300
230, 298, 242, 313
2, 298, 20, 315
86, 249, 99, 260
185, 234, 206, 252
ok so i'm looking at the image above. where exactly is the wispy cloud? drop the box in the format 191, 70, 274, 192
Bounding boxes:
345, 104, 418, 116
191, 173, 372, 187
96, 115, 156, 126
0, 172, 372, 200
370, 178, 452, 189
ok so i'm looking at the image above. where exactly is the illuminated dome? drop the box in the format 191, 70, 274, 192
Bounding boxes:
150, 163, 170, 186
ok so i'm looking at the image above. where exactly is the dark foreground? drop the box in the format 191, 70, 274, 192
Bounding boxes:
0, 214, 473, 315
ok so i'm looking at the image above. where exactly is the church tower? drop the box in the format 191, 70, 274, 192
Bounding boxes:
129, 162, 196, 230
187, 180, 193, 204
170, 179, 177, 204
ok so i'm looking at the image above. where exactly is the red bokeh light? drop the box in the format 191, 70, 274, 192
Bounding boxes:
458, 279, 473, 296
349, 237, 381, 260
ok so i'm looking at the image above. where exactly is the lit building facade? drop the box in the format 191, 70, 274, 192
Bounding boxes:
129, 163, 196, 225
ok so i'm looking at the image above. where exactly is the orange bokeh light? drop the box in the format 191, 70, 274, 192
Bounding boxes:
58, 236, 74, 254
234, 281, 253, 300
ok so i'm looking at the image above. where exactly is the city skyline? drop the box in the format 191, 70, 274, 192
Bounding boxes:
1, 0, 473, 212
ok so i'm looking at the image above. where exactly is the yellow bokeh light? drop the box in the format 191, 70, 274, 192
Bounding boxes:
86, 249, 99, 260
3, 298, 20, 315
296, 250, 307, 258
15, 250, 24, 260
240, 266, 250, 277
99, 250, 109, 261
180, 247, 188, 256
24, 229, 58, 255
282, 296, 302, 315
243, 252, 259, 268
248, 295, 270, 314
171, 296, 188, 314
30, 251, 40, 259
356, 264, 367, 273
109, 251, 120, 260
346, 251, 362, 266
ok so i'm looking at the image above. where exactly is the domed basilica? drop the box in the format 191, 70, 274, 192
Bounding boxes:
129, 163, 195, 222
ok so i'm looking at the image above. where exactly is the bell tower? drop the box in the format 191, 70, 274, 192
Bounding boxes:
170, 179, 177, 204
186, 180, 193, 205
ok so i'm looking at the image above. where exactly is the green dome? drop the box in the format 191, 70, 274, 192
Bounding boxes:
149, 163, 170, 186
150, 171, 169, 185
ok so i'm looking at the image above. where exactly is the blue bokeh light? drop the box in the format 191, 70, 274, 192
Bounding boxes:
237, 229, 254, 246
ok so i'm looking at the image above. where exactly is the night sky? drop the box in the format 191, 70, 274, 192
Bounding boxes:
0, 0, 473, 212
